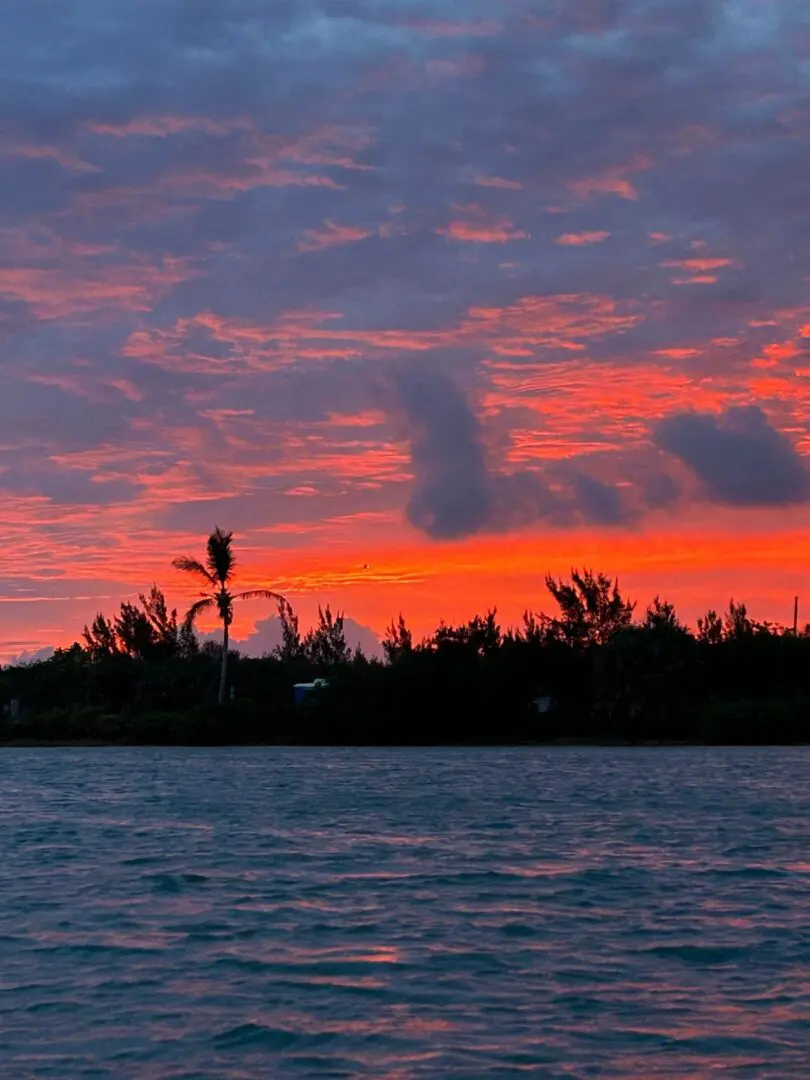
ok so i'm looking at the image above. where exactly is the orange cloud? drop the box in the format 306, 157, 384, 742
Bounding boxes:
662, 258, 736, 271
122, 290, 644, 382
437, 204, 528, 243
662, 256, 738, 287
468, 293, 643, 352
0, 256, 199, 318
438, 220, 529, 243
555, 230, 611, 246
756, 341, 801, 366
654, 348, 702, 359
325, 411, 387, 428
481, 353, 755, 462
568, 157, 652, 202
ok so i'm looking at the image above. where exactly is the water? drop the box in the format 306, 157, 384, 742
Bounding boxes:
1, 748, 809, 1078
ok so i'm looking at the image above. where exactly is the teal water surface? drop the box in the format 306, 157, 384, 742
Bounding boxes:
1, 747, 809, 1077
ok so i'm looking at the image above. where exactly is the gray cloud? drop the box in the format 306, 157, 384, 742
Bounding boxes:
566, 472, 629, 526
393, 365, 493, 538
641, 471, 681, 510
391, 366, 636, 538
653, 405, 810, 506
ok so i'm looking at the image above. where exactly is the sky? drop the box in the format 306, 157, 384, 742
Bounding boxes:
4, 0, 810, 660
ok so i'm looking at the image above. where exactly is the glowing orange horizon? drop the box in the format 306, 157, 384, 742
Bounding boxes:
5, 510, 809, 662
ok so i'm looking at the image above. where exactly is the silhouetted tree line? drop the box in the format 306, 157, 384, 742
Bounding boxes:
2, 568, 810, 745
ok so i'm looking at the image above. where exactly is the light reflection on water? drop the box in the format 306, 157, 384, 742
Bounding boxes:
1, 746, 809, 1077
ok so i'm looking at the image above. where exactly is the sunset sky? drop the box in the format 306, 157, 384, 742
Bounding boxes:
4, 0, 810, 660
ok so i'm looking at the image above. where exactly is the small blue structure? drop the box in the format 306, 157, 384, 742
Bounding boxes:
532, 692, 555, 714
293, 679, 328, 706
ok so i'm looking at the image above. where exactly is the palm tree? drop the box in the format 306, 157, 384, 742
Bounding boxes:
173, 527, 283, 704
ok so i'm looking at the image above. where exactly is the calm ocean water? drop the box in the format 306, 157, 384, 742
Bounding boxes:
1, 747, 809, 1078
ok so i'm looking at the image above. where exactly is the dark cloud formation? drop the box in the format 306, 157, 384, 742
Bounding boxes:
641, 471, 681, 510
395, 374, 810, 535
393, 366, 493, 538
392, 366, 635, 538
567, 473, 627, 526
654, 405, 810, 506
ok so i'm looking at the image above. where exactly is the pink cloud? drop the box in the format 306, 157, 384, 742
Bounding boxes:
654, 348, 703, 359
86, 116, 252, 138
124, 291, 644, 379
568, 156, 653, 202
438, 204, 528, 244
277, 125, 376, 172
555, 230, 611, 246
298, 220, 376, 253
0, 256, 200, 318
571, 175, 639, 201
475, 175, 523, 190
0, 140, 99, 173
438, 221, 529, 243
662, 257, 737, 271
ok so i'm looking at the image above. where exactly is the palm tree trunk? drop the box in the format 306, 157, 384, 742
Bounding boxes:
218, 620, 229, 705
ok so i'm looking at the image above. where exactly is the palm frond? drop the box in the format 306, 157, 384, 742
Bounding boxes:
182, 596, 216, 631
206, 527, 234, 585
233, 589, 285, 603
172, 556, 216, 587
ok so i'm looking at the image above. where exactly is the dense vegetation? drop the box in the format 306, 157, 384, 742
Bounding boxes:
2, 564, 809, 745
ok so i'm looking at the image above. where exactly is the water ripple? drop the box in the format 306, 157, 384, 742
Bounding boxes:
0, 747, 809, 1077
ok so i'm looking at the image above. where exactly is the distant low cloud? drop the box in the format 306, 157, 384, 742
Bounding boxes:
202, 613, 382, 658
653, 405, 810, 506
9, 646, 55, 666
